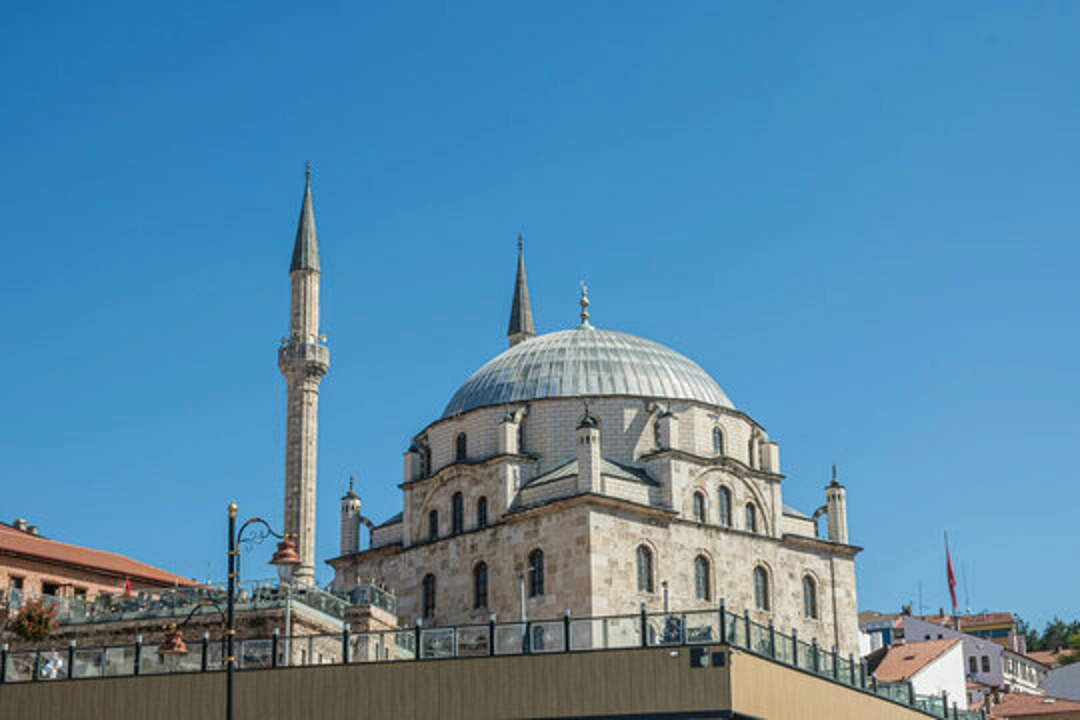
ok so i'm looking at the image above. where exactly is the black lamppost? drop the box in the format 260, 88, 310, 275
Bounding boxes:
225, 502, 299, 720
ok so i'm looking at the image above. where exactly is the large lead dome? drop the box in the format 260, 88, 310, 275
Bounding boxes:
442, 326, 733, 417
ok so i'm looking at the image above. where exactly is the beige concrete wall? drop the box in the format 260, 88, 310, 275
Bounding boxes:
0, 646, 936, 720
730, 650, 932, 720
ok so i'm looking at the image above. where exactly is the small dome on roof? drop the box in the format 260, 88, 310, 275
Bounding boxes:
442, 326, 733, 418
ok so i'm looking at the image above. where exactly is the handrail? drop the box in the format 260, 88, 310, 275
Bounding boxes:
0, 601, 985, 718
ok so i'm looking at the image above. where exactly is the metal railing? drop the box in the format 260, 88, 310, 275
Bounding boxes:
2, 580, 380, 627
0, 600, 986, 718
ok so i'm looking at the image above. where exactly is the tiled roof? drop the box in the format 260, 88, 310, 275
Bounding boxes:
961, 612, 1015, 629
989, 693, 1080, 718
0, 522, 197, 587
1028, 648, 1075, 668
873, 639, 962, 682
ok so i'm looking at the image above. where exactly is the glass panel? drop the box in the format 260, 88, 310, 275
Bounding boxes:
138, 645, 168, 675
6, 652, 37, 682
349, 633, 385, 664
796, 640, 815, 671
37, 650, 68, 680
239, 639, 273, 669
73, 648, 105, 678
726, 613, 744, 647
419, 628, 455, 659
646, 613, 684, 647
818, 650, 835, 677
103, 646, 135, 677
773, 632, 794, 664
455, 626, 490, 657
494, 624, 526, 655
748, 621, 771, 655
529, 621, 564, 654
683, 612, 720, 645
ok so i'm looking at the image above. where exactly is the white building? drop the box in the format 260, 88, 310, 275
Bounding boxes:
328, 241, 863, 653
871, 638, 968, 711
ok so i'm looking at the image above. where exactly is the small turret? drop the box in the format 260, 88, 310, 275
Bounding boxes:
577, 402, 601, 494
507, 235, 535, 347
340, 476, 362, 556
825, 463, 848, 544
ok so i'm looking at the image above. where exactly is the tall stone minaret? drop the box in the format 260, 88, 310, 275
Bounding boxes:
825, 463, 849, 545
507, 235, 535, 347
278, 164, 330, 587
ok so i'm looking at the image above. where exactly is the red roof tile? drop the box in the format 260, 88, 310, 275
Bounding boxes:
0, 522, 197, 587
874, 639, 962, 682
989, 693, 1080, 718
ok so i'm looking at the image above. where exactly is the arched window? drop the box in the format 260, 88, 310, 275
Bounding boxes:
802, 575, 818, 619
456, 433, 467, 463
745, 503, 757, 533
754, 566, 770, 611
713, 427, 724, 456
636, 545, 654, 593
528, 549, 545, 597
428, 509, 439, 540
477, 496, 488, 529
473, 562, 488, 609
694, 555, 711, 601
718, 487, 732, 527
692, 491, 706, 523
422, 574, 436, 619
451, 492, 464, 535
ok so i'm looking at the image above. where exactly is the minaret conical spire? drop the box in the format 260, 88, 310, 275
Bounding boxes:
507, 234, 535, 347
290, 162, 320, 273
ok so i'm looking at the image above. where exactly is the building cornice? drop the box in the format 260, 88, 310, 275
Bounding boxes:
638, 449, 785, 482
781, 534, 862, 558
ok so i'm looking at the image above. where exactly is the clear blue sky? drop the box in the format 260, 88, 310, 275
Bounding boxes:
2, 2, 1077, 628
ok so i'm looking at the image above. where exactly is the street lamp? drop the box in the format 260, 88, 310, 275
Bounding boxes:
274, 538, 298, 666
226, 502, 299, 720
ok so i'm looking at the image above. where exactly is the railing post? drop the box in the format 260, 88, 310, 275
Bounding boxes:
848, 652, 856, 685
523, 621, 532, 654
768, 620, 776, 658
791, 628, 798, 666
488, 615, 496, 657
271, 629, 279, 669
201, 632, 210, 672
942, 690, 949, 718
0, 643, 7, 684
743, 610, 751, 649
952, 702, 958, 719
563, 609, 571, 653
68, 639, 77, 679
640, 604, 648, 648
718, 599, 726, 644
907, 681, 915, 707
860, 658, 867, 688
134, 635, 142, 676
342, 623, 351, 665
413, 621, 421, 661
31, 651, 39, 682
812, 638, 820, 672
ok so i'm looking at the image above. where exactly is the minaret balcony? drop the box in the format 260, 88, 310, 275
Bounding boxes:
278, 341, 330, 373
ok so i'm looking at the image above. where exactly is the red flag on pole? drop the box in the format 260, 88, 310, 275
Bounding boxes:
124, 576, 132, 597
946, 542, 958, 613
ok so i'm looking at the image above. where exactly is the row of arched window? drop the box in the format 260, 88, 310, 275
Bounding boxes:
421, 549, 546, 619
633, 545, 819, 620
691, 488, 760, 533
428, 493, 488, 541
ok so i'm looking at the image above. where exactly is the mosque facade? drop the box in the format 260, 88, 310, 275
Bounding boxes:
280, 171, 861, 654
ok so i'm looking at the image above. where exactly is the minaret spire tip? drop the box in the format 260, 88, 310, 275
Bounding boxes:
507, 233, 536, 346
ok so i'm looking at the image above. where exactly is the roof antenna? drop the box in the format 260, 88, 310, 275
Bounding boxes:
579, 282, 591, 327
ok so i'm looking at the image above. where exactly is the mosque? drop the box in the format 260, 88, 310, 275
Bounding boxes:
279, 169, 861, 655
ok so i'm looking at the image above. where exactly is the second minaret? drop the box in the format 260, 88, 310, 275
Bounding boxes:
278, 165, 329, 587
